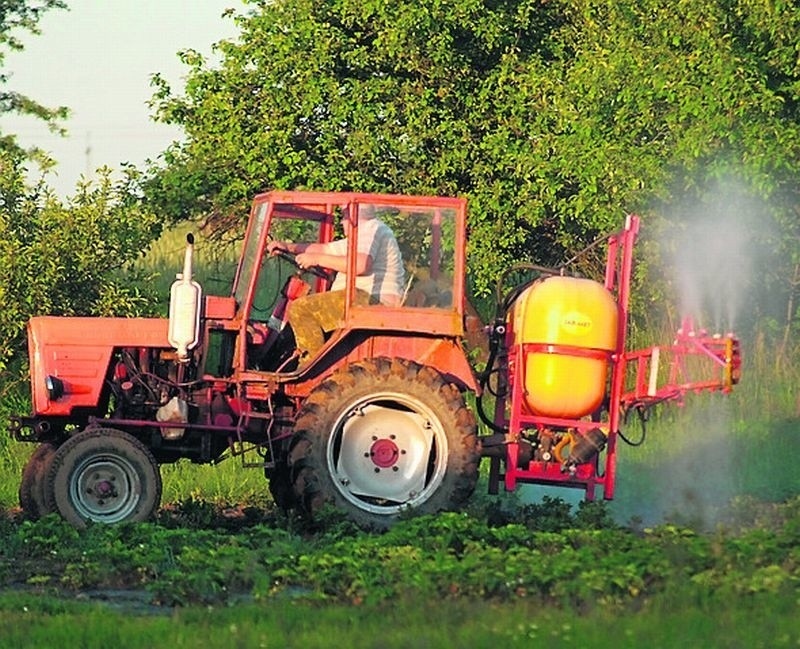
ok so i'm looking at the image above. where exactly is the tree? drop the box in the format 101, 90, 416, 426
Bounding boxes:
0, 1, 167, 374
0, 151, 163, 372
0, 0, 68, 155
145, 0, 800, 320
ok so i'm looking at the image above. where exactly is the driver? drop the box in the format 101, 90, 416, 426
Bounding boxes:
266, 204, 404, 363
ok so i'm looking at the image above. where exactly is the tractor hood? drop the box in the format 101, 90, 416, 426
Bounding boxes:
27, 316, 170, 417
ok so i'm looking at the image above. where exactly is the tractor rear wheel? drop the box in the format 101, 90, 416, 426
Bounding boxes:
289, 358, 480, 529
19, 443, 57, 519
265, 460, 296, 511
44, 428, 162, 527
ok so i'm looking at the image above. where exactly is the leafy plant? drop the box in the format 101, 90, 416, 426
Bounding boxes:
0, 157, 163, 372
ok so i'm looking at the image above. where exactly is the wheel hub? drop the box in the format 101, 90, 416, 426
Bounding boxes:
334, 403, 435, 505
90, 478, 117, 499
70, 457, 139, 522
369, 437, 400, 468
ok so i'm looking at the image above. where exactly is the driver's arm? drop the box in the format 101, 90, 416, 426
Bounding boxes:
267, 240, 311, 255
296, 249, 372, 275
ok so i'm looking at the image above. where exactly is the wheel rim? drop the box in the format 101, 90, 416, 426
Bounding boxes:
327, 392, 449, 515
68, 453, 142, 523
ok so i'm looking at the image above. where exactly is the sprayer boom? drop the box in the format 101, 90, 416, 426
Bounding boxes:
483, 214, 742, 503
621, 317, 741, 411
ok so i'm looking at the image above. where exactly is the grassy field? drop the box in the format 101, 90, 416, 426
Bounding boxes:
0, 493, 798, 648
0, 590, 797, 648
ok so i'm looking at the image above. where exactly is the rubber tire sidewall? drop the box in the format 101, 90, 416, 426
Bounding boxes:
19, 443, 57, 519
44, 428, 162, 528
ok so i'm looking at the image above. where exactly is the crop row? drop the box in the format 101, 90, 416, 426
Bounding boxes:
0, 496, 797, 609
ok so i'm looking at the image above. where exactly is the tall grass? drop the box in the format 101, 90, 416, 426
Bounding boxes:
141, 220, 242, 312
1, 590, 797, 649
0, 374, 39, 507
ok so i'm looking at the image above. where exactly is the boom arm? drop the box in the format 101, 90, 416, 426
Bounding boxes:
621, 316, 741, 412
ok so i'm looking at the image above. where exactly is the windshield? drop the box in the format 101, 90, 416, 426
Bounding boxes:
235, 198, 326, 323
233, 200, 269, 305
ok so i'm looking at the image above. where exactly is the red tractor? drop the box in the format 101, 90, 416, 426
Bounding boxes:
9, 191, 740, 528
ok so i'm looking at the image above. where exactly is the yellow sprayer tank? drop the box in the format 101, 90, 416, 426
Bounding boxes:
510, 276, 619, 418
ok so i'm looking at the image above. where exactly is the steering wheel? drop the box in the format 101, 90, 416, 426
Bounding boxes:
272, 248, 334, 282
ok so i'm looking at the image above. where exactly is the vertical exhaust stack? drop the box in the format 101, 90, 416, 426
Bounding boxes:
168, 233, 203, 362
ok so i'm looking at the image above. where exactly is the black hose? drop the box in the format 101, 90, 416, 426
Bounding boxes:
476, 341, 507, 434
619, 404, 648, 447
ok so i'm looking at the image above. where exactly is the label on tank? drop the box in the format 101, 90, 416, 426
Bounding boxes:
561, 311, 593, 336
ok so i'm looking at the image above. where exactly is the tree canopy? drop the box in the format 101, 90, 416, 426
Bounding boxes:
0, 0, 68, 156
144, 0, 800, 321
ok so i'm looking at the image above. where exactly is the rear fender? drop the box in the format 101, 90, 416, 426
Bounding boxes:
283, 332, 478, 399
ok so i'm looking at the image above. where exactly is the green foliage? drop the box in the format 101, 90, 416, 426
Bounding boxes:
0, 0, 68, 156
1, 497, 799, 647
0, 496, 799, 610
144, 0, 800, 305
0, 153, 163, 371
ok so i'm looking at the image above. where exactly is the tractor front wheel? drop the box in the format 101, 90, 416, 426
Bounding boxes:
19, 443, 57, 519
44, 428, 162, 527
289, 358, 480, 529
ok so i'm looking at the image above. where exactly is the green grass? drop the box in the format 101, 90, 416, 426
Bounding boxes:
0, 499, 799, 648
160, 457, 271, 507
0, 592, 797, 649
141, 220, 242, 307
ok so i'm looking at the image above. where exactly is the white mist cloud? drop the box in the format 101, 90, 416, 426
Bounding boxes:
669, 180, 765, 333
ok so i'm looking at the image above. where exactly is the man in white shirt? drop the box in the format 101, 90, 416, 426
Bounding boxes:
267, 204, 404, 361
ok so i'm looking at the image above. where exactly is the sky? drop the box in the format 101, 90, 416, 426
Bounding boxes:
0, 0, 241, 198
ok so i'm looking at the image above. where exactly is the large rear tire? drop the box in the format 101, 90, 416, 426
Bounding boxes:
265, 460, 296, 511
19, 443, 57, 519
289, 358, 480, 529
44, 428, 162, 527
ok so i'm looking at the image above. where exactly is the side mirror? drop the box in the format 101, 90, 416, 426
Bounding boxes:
168, 233, 203, 362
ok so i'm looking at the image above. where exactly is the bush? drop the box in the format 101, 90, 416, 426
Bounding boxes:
0, 153, 163, 373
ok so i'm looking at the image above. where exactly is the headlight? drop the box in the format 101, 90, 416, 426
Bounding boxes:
45, 375, 64, 400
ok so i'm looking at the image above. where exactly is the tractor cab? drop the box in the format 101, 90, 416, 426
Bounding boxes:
186, 191, 477, 390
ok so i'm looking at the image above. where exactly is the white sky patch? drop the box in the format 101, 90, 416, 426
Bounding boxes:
0, 0, 240, 197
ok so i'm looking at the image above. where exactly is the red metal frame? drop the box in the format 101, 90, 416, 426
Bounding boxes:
497, 215, 639, 499
494, 214, 741, 501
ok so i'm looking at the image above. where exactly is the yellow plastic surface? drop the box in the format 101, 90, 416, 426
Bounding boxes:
511, 276, 618, 418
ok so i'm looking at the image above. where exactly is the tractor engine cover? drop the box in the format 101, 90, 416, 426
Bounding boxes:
510, 276, 618, 418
